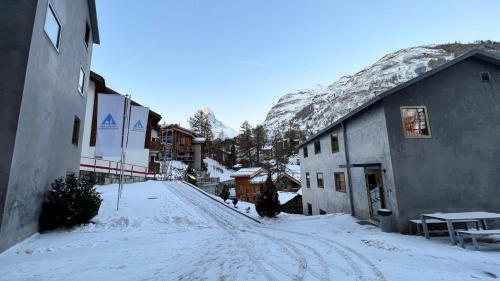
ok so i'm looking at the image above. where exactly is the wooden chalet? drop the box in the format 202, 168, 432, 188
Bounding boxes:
160, 124, 204, 163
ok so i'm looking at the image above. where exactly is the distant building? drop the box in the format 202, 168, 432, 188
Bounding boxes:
0, 0, 99, 252
231, 168, 265, 202
80, 72, 162, 183
280, 189, 303, 214
160, 124, 205, 164
299, 50, 500, 232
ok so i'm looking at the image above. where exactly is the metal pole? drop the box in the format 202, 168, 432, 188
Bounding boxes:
117, 94, 132, 210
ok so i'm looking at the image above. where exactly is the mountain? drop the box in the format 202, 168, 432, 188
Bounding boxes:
202, 106, 238, 139
262, 41, 500, 135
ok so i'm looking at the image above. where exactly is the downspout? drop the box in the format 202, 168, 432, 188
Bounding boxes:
341, 122, 355, 216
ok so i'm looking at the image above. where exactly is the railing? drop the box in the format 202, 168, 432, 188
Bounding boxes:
80, 156, 148, 178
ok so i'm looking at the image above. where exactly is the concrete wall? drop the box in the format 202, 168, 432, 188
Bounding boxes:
384, 58, 500, 231
0, 0, 38, 236
299, 103, 399, 229
0, 0, 94, 252
300, 126, 351, 215
344, 104, 398, 224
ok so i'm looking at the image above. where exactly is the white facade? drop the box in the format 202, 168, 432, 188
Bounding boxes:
80, 79, 150, 177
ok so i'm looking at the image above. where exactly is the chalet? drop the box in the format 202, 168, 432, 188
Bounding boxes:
80, 72, 162, 183
299, 49, 500, 232
280, 189, 303, 214
0, 0, 99, 252
160, 124, 204, 164
231, 168, 264, 202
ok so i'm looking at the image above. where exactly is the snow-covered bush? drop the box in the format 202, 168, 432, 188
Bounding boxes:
255, 173, 281, 217
39, 173, 102, 231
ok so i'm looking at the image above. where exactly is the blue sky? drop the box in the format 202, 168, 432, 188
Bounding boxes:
92, 0, 500, 130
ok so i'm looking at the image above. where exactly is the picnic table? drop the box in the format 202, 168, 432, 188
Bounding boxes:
421, 212, 500, 245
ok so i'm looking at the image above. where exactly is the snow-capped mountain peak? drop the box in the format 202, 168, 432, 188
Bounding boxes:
262, 42, 500, 135
202, 106, 238, 139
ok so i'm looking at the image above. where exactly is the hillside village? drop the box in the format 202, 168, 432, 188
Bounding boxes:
1, 1, 500, 280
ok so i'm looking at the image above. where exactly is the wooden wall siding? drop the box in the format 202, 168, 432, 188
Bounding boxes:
235, 177, 259, 203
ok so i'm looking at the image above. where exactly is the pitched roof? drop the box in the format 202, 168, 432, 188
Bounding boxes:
298, 49, 500, 148
249, 173, 277, 184
230, 167, 263, 178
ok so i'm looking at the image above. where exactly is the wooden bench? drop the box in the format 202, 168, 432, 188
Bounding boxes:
457, 229, 500, 251
409, 219, 481, 236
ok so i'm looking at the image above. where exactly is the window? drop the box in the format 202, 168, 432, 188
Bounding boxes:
307, 203, 313, 216
305, 172, 310, 188
78, 66, 85, 95
481, 72, 490, 82
44, 2, 61, 50
303, 146, 308, 158
334, 172, 346, 192
71, 116, 81, 145
84, 22, 91, 47
319, 209, 327, 215
314, 140, 321, 154
316, 172, 324, 188
331, 135, 339, 153
400, 106, 431, 138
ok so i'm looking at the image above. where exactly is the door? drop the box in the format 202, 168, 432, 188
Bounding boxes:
365, 167, 386, 220
307, 203, 313, 216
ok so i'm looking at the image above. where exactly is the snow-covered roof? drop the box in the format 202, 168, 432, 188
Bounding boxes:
284, 164, 301, 182
278, 191, 300, 204
193, 137, 206, 143
262, 144, 273, 150
249, 173, 277, 184
230, 167, 263, 178
296, 188, 302, 195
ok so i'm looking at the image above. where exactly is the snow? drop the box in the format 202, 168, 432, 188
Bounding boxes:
285, 164, 301, 182
249, 173, 277, 184
423, 212, 500, 220
193, 137, 206, 142
202, 106, 238, 139
1, 181, 500, 280
203, 157, 234, 182
262, 45, 461, 134
277, 191, 299, 204
230, 167, 263, 178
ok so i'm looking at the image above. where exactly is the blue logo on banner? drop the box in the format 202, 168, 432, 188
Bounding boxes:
100, 113, 118, 129
132, 120, 145, 132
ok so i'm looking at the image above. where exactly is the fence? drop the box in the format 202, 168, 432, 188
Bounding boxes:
80, 156, 149, 178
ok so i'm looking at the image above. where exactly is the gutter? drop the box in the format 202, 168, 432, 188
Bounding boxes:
341, 122, 355, 216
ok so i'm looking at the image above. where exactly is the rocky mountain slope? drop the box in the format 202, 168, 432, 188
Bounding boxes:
202, 106, 238, 139
262, 42, 500, 135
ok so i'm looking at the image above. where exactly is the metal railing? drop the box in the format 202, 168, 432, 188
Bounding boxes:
80, 156, 149, 178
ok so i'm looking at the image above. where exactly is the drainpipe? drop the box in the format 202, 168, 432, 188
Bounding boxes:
341, 122, 355, 216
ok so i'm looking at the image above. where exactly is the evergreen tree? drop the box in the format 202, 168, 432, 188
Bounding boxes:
219, 184, 230, 202
238, 121, 254, 166
255, 173, 281, 217
253, 125, 267, 164
188, 109, 214, 155
39, 173, 102, 231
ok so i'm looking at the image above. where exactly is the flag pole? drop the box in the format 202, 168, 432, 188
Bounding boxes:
117, 94, 132, 210
120, 94, 132, 199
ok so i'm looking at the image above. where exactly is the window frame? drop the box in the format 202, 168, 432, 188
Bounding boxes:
78, 66, 86, 96
314, 140, 321, 154
84, 21, 91, 48
334, 172, 346, 193
71, 116, 81, 146
305, 172, 310, 188
316, 172, 324, 188
44, 1, 62, 51
331, 134, 339, 153
400, 106, 432, 139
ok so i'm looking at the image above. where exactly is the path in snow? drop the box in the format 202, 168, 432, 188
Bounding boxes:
0, 181, 499, 281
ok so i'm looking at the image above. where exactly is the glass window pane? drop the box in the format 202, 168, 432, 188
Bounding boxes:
78, 67, 85, 94
44, 5, 61, 48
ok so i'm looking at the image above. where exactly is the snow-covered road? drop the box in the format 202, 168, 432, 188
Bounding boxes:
1, 181, 499, 281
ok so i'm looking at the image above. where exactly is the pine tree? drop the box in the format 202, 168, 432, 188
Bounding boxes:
219, 184, 230, 202
253, 125, 267, 165
255, 173, 281, 217
188, 110, 214, 155
238, 121, 254, 166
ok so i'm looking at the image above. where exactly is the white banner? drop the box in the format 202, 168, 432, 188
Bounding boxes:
95, 94, 125, 157
126, 105, 149, 151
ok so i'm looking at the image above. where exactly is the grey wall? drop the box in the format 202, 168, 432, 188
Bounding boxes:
384, 58, 500, 231
0, 0, 38, 235
0, 0, 94, 252
344, 104, 399, 225
300, 126, 351, 215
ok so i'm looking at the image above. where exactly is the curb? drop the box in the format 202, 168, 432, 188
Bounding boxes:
180, 181, 262, 224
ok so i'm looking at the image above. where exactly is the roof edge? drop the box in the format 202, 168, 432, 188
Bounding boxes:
298, 48, 500, 148
87, 0, 100, 44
